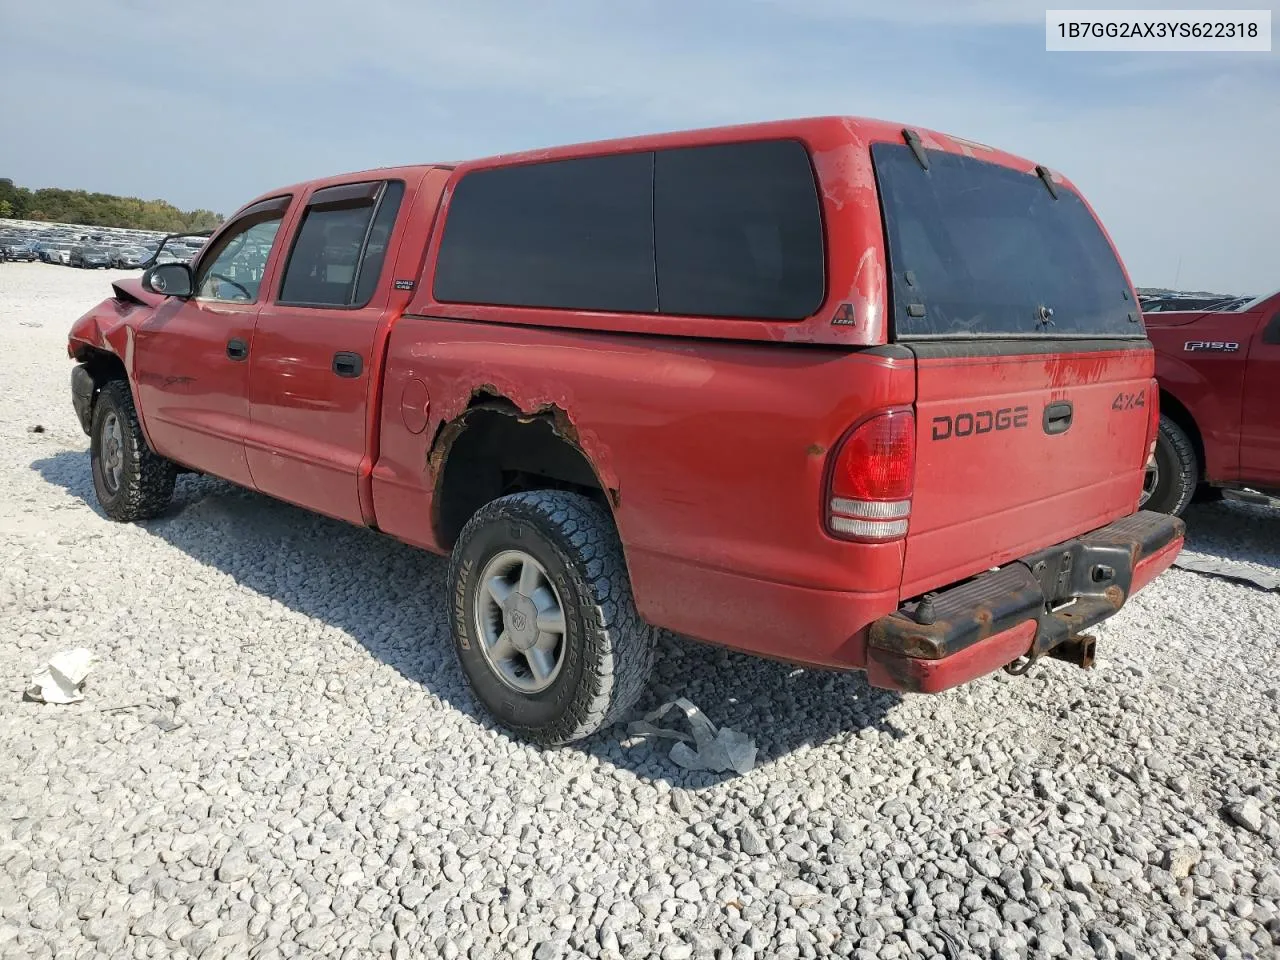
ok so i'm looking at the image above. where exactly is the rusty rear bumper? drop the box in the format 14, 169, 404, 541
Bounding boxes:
865, 510, 1185, 693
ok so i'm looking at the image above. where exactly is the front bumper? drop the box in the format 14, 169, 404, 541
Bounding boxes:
865, 511, 1184, 693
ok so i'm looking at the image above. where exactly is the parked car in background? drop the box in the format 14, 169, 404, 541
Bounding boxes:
1143, 288, 1280, 514
66, 117, 1182, 744
41, 243, 73, 265
1143, 295, 1239, 313
145, 231, 212, 267
1, 240, 38, 261
110, 247, 148, 269
70, 245, 113, 269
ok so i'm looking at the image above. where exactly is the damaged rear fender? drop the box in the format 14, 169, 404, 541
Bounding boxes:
427, 391, 621, 547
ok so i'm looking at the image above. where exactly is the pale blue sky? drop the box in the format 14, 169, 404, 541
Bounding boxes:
1, 0, 1276, 291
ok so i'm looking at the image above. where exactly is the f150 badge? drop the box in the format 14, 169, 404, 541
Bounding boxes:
1184, 340, 1239, 352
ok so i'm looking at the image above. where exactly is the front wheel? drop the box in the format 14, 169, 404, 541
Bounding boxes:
448, 490, 655, 745
90, 380, 177, 522
1141, 415, 1198, 516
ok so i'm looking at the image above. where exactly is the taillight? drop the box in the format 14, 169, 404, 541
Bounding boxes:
827, 408, 915, 541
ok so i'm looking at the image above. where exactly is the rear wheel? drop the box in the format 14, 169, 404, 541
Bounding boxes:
90, 380, 177, 522
1142, 415, 1198, 516
448, 490, 655, 745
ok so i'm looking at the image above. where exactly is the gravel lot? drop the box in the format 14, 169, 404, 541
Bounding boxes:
1, 260, 1278, 960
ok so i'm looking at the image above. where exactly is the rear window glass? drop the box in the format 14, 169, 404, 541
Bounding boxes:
433, 153, 657, 313
872, 144, 1138, 339
654, 141, 824, 320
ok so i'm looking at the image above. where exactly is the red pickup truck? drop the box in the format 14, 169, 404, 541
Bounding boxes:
66, 117, 1183, 744
1143, 290, 1280, 514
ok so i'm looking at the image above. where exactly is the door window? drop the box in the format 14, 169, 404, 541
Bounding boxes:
194, 198, 289, 303
277, 181, 405, 308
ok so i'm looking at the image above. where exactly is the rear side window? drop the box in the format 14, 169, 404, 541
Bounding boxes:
654, 140, 824, 319
873, 144, 1137, 339
433, 153, 656, 312
434, 140, 827, 320
279, 181, 404, 307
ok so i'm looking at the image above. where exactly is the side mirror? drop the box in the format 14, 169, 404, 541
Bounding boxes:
142, 262, 194, 298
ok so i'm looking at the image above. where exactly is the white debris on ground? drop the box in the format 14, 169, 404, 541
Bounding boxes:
25, 647, 95, 704
1173, 555, 1280, 592
1, 260, 1278, 960
628, 697, 758, 775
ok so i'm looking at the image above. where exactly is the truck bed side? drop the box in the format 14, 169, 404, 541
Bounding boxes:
371, 327, 915, 669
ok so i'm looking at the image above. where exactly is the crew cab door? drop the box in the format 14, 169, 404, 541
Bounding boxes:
244, 178, 408, 524
1240, 297, 1280, 485
132, 197, 292, 485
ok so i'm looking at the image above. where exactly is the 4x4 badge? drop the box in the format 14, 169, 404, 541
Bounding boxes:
830, 303, 856, 326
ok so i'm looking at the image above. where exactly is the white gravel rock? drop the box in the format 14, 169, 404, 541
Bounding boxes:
1225, 796, 1265, 834
2, 262, 1280, 959
1162, 846, 1200, 879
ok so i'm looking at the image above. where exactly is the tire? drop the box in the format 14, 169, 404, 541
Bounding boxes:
90, 380, 177, 522
448, 490, 655, 745
1143, 415, 1198, 516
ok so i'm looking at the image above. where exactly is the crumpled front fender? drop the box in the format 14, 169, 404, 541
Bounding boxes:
66, 293, 154, 366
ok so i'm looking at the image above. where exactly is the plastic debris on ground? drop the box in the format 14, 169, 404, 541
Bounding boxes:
1173, 555, 1280, 591
627, 696, 757, 774
26, 648, 96, 704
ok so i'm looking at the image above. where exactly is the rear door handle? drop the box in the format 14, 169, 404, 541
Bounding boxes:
1043, 400, 1073, 435
226, 338, 248, 361
332, 352, 363, 378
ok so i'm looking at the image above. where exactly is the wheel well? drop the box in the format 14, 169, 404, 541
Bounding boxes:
78, 347, 128, 388
1159, 389, 1205, 474
434, 403, 610, 548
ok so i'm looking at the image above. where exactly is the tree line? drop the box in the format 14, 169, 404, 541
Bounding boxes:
0, 178, 222, 233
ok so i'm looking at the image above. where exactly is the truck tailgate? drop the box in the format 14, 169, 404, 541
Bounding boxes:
901, 340, 1154, 598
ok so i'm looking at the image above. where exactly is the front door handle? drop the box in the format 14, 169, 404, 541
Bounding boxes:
332, 352, 363, 378
226, 338, 249, 361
